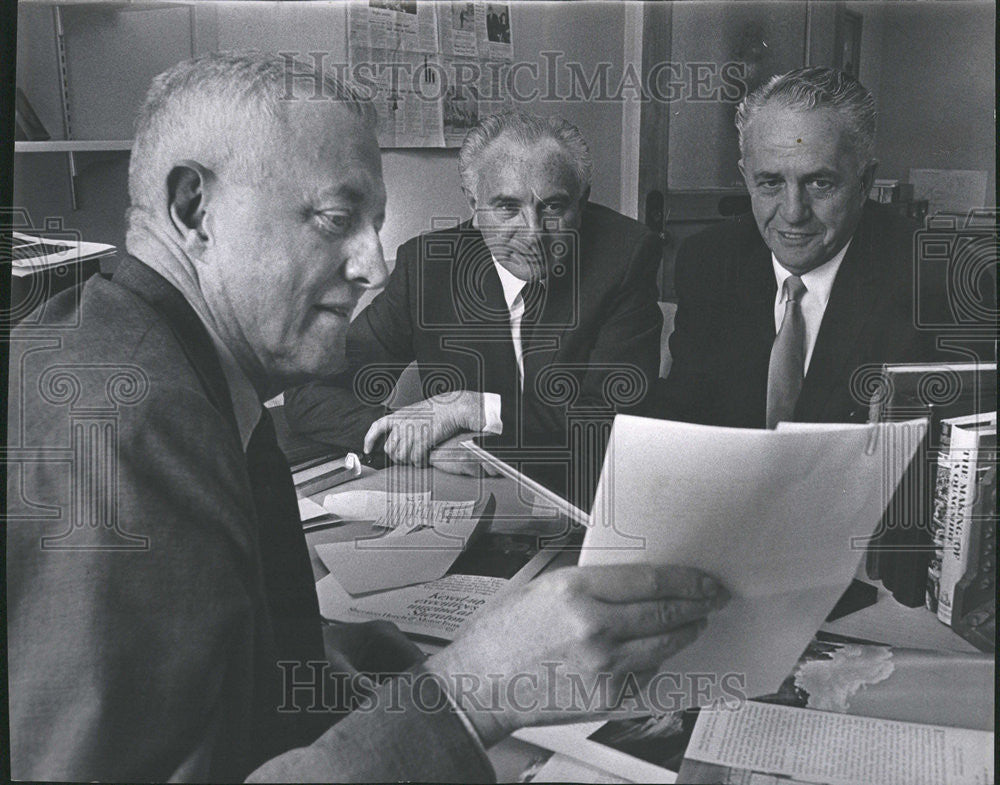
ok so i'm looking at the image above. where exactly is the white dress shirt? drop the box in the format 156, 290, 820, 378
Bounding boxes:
203, 324, 263, 451
771, 240, 851, 373
474, 258, 546, 435
493, 259, 537, 384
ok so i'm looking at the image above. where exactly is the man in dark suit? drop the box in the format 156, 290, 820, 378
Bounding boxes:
286, 111, 662, 489
7, 53, 720, 781
656, 67, 954, 429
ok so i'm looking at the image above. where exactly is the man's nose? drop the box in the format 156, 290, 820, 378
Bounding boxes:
343, 225, 388, 290
518, 206, 542, 233
779, 185, 810, 224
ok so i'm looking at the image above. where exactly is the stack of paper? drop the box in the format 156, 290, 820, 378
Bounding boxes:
313, 489, 561, 641
10, 231, 115, 277
580, 415, 928, 704
515, 415, 934, 782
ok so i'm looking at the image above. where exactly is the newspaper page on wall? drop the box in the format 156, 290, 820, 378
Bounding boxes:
348, 1, 513, 147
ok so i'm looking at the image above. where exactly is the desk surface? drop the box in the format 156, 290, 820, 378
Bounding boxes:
306, 465, 979, 654
304, 466, 984, 780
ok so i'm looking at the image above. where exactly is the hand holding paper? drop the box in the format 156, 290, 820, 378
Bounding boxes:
580, 415, 928, 706
423, 562, 727, 747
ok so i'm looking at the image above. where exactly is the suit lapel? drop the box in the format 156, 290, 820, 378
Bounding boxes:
733, 226, 778, 365
446, 228, 520, 400
113, 256, 242, 444
796, 219, 879, 420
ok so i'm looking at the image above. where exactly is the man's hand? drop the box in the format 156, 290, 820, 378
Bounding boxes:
429, 433, 504, 477
364, 391, 487, 466
422, 563, 728, 747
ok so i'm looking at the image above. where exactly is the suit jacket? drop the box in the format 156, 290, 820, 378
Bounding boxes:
6, 257, 492, 782
654, 202, 954, 428
285, 202, 663, 456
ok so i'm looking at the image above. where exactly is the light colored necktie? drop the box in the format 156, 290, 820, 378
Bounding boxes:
766, 275, 807, 429
517, 280, 546, 389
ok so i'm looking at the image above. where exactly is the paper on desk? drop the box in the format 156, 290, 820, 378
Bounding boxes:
580, 415, 926, 707
679, 701, 994, 785
321, 490, 475, 534
314, 494, 487, 594
529, 753, 632, 784
316, 572, 510, 639
297, 497, 328, 522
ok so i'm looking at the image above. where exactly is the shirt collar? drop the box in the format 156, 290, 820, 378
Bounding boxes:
127, 236, 263, 450
772, 238, 852, 307
492, 256, 535, 309
202, 323, 263, 451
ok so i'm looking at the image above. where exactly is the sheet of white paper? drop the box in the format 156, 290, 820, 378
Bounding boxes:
11, 231, 116, 274
297, 497, 328, 522
514, 722, 677, 784
314, 502, 486, 594
580, 415, 926, 706
316, 571, 509, 640
529, 753, 633, 784
321, 490, 475, 534
683, 701, 994, 785
321, 489, 428, 521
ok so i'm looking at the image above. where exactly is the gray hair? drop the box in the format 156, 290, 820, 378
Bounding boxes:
735, 66, 876, 168
458, 111, 593, 196
127, 51, 375, 239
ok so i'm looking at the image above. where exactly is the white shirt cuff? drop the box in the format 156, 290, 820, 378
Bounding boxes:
481, 392, 503, 435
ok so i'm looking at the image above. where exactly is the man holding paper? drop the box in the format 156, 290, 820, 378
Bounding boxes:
7, 52, 722, 782
655, 67, 954, 429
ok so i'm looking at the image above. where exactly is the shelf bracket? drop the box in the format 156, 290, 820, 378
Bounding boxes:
53, 6, 78, 210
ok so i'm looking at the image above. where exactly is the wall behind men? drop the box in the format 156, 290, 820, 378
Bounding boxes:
13, 1, 630, 265
872, 1, 996, 203
217, 0, 630, 257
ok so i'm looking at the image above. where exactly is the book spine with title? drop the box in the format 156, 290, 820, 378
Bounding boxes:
925, 420, 957, 611
936, 417, 996, 626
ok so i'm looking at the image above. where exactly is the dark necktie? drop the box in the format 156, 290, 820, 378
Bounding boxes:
245, 407, 323, 655
766, 275, 808, 429
244, 407, 331, 758
520, 279, 546, 325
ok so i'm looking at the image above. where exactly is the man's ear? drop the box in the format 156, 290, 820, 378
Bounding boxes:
577, 184, 591, 208
462, 185, 479, 225
167, 161, 215, 253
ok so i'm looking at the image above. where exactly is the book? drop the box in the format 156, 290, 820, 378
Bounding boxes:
936, 415, 995, 625
950, 456, 997, 651
864, 361, 997, 607
925, 411, 995, 611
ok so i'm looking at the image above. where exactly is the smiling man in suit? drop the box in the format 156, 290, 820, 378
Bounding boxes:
286, 112, 662, 487
655, 66, 951, 429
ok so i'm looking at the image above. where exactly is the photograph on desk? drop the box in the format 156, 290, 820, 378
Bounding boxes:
518, 631, 995, 784
4, 0, 996, 783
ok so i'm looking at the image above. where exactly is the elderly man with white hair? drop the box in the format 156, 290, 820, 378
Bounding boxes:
284, 111, 663, 502
7, 52, 724, 782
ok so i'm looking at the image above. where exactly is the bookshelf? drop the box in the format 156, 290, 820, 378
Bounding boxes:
13, 1, 214, 249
